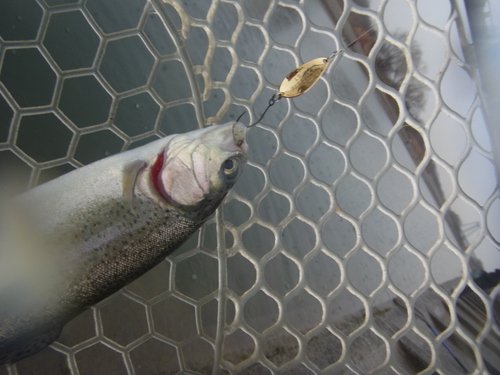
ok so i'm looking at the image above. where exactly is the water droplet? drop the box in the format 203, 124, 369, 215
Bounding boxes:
17, 15, 22, 21
65, 27, 71, 33
135, 104, 140, 109
192, 274, 197, 280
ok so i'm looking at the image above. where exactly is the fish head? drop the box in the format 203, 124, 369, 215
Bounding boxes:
147, 121, 247, 221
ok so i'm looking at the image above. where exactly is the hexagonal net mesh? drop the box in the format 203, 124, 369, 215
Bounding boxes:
0, 0, 499, 374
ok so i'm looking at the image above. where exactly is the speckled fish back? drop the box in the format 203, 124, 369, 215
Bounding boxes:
0, 198, 202, 365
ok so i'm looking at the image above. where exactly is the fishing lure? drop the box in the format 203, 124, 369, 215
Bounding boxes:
249, 27, 375, 126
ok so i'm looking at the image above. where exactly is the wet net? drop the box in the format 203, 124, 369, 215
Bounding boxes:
0, 0, 499, 374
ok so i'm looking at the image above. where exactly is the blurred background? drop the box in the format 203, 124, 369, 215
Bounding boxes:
0, 0, 499, 374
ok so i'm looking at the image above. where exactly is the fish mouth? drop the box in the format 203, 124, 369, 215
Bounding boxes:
232, 121, 247, 151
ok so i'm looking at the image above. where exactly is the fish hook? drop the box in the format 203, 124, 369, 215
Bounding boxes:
236, 111, 247, 123
247, 93, 282, 128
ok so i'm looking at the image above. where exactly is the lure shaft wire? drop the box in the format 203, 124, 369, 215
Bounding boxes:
328, 26, 376, 59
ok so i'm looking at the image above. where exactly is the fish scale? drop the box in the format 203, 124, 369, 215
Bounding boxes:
1, 207, 200, 364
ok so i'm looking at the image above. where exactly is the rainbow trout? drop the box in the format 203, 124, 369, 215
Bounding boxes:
0, 122, 247, 364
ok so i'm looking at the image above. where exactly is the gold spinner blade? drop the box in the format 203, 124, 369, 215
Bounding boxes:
279, 57, 330, 98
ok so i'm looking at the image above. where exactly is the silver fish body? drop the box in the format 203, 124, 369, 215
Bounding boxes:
0, 122, 247, 364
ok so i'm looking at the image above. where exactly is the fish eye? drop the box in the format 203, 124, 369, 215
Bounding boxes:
222, 158, 238, 176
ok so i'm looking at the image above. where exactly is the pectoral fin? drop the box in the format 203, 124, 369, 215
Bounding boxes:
123, 160, 147, 208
